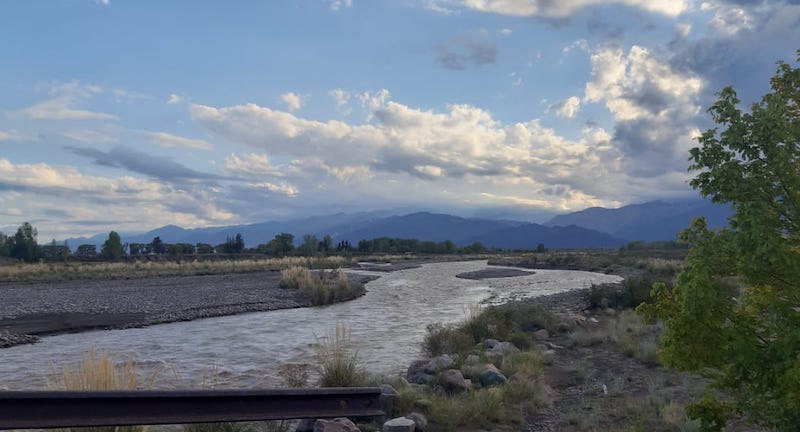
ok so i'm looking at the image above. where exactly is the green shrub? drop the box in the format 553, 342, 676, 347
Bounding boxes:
423, 322, 474, 357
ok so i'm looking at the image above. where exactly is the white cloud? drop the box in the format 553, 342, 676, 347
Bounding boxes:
709, 4, 754, 35
584, 45, 704, 175
16, 82, 116, 121
0, 159, 236, 229
145, 131, 213, 151
250, 181, 298, 197
430, 0, 691, 18
190, 92, 693, 210
329, 0, 352, 11
96, 0, 110, 5
62, 129, 117, 144
0, 130, 35, 142
549, 96, 581, 119
167, 94, 183, 105
499, 28, 512, 35
19, 98, 116, 120
329, 88, 352, 114
280, 92, 304, 112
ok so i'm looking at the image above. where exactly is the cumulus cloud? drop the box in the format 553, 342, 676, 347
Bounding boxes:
428, 0, 691, 18
549, 96, 581, 118
145, 131, 213, 150
189, 91, 694, 210
329, 88, 352, 114
584, 45, 704, 175
280, 92, 304, 112
0, 158, 236, 234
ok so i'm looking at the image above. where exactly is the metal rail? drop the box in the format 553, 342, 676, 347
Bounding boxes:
0, 388, 384, 430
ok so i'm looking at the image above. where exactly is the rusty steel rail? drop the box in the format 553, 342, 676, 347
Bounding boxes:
0, 387, 384, 430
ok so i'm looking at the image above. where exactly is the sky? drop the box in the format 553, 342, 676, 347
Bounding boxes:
0, 0, 798, 240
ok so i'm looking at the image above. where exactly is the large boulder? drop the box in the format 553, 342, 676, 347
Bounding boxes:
478, 364, 508, 387
405, 412, 428, 432
295, 418, 316, 432
533, 329, 550, 341
485, 350, 504, 368
424, 354, 454, 373
380, 384, 399, 415
440, 369, 470, 393
381, 417, 415, 432
313, 418, 360, 432
484, 338, 500, 349
406, 360, 436, 385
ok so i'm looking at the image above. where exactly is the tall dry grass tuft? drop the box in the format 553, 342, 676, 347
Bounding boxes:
278, 266, 312, 290
313, 323, 368, 387
50, 349, 156, 432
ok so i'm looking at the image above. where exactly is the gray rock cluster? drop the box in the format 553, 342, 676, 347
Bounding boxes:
0, 329, 39, 348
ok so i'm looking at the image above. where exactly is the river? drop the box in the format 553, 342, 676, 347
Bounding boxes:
0, 260, 621, 389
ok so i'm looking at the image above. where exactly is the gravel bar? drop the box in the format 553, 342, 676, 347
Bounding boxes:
0, 271, 376, 348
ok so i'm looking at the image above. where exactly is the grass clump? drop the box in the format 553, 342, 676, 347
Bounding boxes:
314, 323, 368, 387
280, 267, 364, 306
50, 349, 156, 432
278, 266, 312, 289
423, 322, 474, 357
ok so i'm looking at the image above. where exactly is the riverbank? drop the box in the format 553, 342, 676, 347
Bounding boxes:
0, 270, 376, 348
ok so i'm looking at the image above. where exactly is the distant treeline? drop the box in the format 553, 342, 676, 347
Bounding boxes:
0, 222, 554, 263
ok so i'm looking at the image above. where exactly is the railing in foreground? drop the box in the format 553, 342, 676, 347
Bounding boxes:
0, 388, 384, 430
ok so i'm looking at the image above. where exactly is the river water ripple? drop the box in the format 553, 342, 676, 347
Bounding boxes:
0, 261, 621, 389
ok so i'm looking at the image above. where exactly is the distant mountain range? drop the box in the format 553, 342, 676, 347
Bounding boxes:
65, 198, 731, 250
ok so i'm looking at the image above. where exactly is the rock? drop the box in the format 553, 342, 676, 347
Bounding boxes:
313, 417, 360, 432
485, 351, 504, 368
490, 341, 520, 355
380, 384, 399, 415
533, 329, 549, 341
424, 354, 453, 373
295, 418, 316, 432
440, 369, 470, 393
381, 417, 415, 432
484, 338, 500, 349
478, 364, 508, 387
464, 354, 480, 365
461, 363, 483, 379
405, 412, 428, 432
406, 360, 436, 385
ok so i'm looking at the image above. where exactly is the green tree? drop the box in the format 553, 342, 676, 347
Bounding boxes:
75, 244, 97, 259
0, 232, 10, 256
150, 236, 165, 255
101, 231, 124, 261
195, 242, 214, 254
298, 234, 319, 256
640, 52, 800, 431
10, 222, 38, 262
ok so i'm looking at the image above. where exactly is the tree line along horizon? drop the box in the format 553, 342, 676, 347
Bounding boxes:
0, 222, 564, 263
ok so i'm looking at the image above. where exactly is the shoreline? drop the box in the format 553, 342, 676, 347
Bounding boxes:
0, 270, 377, 349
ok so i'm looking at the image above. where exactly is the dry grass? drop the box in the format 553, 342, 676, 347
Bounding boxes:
568, 310, 661, 366
0, 256, 353, 283
278, 266, 312, 289
50, 349, 157, 432
313, 323, 368, 387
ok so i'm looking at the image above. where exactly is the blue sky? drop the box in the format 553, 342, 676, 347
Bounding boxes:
1, 0, 798, 239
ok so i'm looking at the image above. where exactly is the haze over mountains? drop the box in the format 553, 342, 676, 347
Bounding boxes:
65, 199, 730, 250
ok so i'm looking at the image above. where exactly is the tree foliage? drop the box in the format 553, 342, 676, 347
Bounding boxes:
10, 222, 39, 262
101, 231, 124, 261
640, 51, 800, 431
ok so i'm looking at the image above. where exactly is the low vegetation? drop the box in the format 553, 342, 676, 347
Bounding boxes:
0, 256, 352, 283
50, 349, 157, 432
313, 323, 368, 387
279, 266, 364, 305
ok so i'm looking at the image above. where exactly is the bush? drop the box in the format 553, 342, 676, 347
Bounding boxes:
314, 323, 368, 387
423, 322, 474, 357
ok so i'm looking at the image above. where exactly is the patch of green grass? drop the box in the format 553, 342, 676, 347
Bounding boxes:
313, 323, 368, 387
